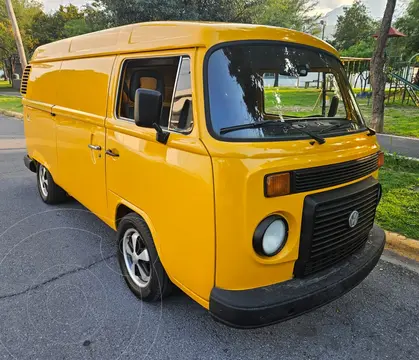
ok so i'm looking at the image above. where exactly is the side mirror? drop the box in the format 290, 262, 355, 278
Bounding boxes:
328, 95, 340, 117
134, 88, 162, 128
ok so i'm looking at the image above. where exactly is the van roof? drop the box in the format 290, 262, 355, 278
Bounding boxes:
31, 21, 339, 63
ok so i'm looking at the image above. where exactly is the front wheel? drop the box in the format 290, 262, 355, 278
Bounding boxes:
37, 164, 67, 204
117, 213, 173, 301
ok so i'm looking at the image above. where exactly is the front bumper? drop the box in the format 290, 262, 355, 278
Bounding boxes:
209, 225, 385, 329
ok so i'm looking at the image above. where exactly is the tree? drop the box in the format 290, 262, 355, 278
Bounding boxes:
333, 1, 377, 51
395, 0, 419, 58
97, 0, 259, 26
0, 0, 43, 78
370, 0, 397, 133
340, 39, 376, 58
30, 5, 84, 51
5, 0, 28, 69
254, 0, 321, 34
63, 3, 111, 38
29, 3, 110, 53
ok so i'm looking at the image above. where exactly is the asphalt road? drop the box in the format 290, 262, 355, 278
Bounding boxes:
0, 114, 418, 360
377, 134, 419, 159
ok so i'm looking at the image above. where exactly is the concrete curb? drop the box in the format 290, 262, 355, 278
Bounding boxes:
0, 109, 23, 120
385, 231, 419, 262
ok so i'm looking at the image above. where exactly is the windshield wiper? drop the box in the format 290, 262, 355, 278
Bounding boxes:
291, 126, 326, 145
220, 120, 287, 135
319, 122, 354, 133
219, 121, 326, 145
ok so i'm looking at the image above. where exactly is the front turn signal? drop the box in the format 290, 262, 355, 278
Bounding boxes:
378, 151, 385, 169
265, 173, 291, 198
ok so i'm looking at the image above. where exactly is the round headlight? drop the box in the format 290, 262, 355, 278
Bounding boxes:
253, 216, 288, 257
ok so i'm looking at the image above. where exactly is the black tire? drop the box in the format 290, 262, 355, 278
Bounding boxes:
117, 213, 173, 301
36, 164, 68, 204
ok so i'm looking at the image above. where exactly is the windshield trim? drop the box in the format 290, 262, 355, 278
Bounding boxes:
203, 40, 367, 143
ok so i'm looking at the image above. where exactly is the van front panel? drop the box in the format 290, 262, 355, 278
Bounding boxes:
211, 134, 379, 290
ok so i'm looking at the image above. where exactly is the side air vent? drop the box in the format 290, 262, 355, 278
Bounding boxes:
20, 65, 32, 95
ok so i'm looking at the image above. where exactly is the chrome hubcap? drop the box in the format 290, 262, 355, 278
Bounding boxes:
122, 229, 151, 288
39, 166, 48, 197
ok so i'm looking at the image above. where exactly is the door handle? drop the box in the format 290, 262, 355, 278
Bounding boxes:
106, 149, 119, 157
88, 144, 102, 151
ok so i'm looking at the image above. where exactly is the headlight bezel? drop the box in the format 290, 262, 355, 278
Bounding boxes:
253, 215, 289, 257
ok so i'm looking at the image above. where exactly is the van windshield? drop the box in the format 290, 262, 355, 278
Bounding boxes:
206, 42, 366, 141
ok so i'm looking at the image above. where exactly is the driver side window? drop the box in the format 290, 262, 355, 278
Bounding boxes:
117, 57, 179, 127
116, 56, 194, 133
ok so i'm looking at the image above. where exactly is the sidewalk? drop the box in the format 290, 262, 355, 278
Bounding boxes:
0, 91, 21, 98
377, 133, 419, 159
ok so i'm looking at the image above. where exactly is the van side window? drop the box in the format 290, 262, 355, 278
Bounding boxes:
117, 57, 180, 127
169, 57, 193, 132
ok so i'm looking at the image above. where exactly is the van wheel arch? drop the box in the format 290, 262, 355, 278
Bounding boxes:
36, 163, 68, 204
115, 204, 161, 253
115, 204, 135, 228
115, 204, 167, 272
116, 211, 173, 301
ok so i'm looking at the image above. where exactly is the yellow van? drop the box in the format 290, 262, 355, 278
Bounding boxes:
22, 22, 386, 328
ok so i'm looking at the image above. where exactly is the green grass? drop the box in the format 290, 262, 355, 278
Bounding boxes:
358, 101, 419, 138
0, 80, 19, 92
0, 96, 23, 113
377, 155, 419, 239
264, 88, 339, 117
0, 80, 12, 88
264, 88, 419, 138
0, 81, 23, 113
264, 87, 321, 108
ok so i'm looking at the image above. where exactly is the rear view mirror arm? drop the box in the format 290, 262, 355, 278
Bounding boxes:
153, 123, 170, 144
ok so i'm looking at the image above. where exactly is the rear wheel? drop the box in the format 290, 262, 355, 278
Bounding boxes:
37, 164, 67, 204
117, 213, 173, 301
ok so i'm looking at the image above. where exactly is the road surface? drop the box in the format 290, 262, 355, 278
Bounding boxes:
0, 115, 418, 360
377, 134, 419, 159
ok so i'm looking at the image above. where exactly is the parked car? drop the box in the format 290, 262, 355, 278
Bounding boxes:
22, 21, 385, 328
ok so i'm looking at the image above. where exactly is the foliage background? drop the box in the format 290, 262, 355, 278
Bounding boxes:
0, 0, 418, 75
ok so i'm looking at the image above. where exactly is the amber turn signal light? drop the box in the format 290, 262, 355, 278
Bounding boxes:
378, 151, 385, 169
265, 173, 291, 198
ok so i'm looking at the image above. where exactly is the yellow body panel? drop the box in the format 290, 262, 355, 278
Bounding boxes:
104, 52, 215, 304
208, 136, 379, 290
31, 21, 339, 63
53, 56, 115, 220
23, 61, 62, 177
22, 22, 381, 309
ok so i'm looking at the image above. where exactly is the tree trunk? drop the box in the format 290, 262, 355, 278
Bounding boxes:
274, 73, 279, 87
370, 0, 397, 133
5, 0, 27, 69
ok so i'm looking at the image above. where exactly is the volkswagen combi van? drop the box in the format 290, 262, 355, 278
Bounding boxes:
22, 22, 386, 328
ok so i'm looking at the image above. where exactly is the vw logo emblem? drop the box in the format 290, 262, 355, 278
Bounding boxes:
349, 210, 360, 228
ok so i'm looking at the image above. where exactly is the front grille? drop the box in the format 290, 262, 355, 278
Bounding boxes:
20, 65, 32, 95
292, 153, 379, 193
294, 178, 380, 277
